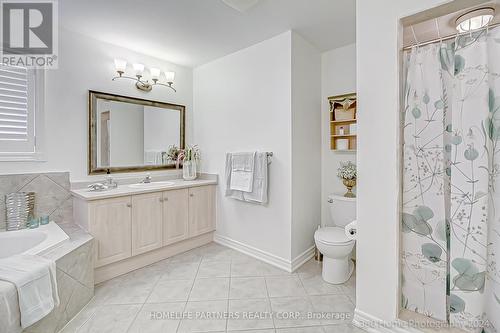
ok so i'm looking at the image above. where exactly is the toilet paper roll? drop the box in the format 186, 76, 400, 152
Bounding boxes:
344, 220, 357, 240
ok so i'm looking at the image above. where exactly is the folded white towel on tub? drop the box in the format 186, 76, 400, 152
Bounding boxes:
229, 152, 256, 192
0, 254, 59, 328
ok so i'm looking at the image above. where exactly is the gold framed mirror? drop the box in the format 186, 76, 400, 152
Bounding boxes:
88, 90, 185, 175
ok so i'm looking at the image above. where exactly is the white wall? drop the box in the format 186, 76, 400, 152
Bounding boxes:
320, 44, 357, 227
194, 32, 293, 261
291, 33, 321, 259
355, 0, 450, 323
0, 28, 193, 181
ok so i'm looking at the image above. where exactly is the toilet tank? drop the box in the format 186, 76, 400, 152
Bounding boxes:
328, 194, 356, 227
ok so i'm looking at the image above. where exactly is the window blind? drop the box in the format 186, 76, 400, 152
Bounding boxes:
0, 66, 28, 141
0, 65, 35, 154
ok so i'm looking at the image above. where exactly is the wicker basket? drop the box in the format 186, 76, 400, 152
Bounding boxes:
334, 108, 355, 121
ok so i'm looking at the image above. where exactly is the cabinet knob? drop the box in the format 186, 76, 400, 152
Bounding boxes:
164, 197, 168, 201
159, 198, 163, 203
126, 203, 132, 208
190, 193, 194, 197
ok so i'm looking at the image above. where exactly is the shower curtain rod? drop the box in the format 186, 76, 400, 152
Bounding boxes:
402, 22, 500, 51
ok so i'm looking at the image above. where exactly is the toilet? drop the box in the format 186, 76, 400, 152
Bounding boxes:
314, 194, 356, 284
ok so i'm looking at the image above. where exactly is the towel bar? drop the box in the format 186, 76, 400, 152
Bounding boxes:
266, 152, 273, 164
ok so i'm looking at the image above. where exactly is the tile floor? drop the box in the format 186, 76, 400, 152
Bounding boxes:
60, 242, 362, 333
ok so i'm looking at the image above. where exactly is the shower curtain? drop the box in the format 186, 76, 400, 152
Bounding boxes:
402, 27, 500, 333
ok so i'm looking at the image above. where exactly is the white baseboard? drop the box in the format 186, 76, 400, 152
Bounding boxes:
291, 245, 315, 271
213, 234, 314, 272
353, 308, 423, 333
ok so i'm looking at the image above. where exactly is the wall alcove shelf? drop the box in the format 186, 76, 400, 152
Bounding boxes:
328, 93, 357, 152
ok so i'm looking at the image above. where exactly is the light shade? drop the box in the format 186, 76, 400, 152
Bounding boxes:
133, 63, 145, 76
164, 71, 175, 83
150, 67, 161, 80
114, 59, 127, 72
456, 7, 495, 33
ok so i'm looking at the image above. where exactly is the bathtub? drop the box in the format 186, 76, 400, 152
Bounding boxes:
0, 222, 69, 259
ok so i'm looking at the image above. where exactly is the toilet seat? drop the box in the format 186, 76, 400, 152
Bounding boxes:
314, 226, 354, 245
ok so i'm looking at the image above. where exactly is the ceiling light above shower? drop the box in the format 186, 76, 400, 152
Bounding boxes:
455, 7, 495, 33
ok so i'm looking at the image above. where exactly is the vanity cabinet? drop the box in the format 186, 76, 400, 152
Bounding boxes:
189, 185, 216, 237
162, 188, 189, 246
88, 196, 132, 267
74, 184, 216, 272
131, 192, 163, 256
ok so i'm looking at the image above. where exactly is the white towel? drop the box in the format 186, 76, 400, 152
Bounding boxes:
226, 152, 268, 204
229, 152, 256, 192
0, 255, 59, 328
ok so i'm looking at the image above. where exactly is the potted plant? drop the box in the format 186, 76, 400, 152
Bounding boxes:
177, 145, 200, 180
337, 161, 356, 198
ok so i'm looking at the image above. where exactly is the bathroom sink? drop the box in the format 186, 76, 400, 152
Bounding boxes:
128, 181, 175, 189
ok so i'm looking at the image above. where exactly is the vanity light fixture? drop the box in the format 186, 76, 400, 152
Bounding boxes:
455, 7, 495, 33
112, 59, 176, 92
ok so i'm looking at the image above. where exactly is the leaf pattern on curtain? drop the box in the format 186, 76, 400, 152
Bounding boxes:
402, 43, 449, 321
402, 28, 500, 333
448, 30, 500, 333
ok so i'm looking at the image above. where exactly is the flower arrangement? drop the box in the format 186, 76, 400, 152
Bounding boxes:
166, 145, 181, 164
176, 145, 200, 168
176, 145, 200, 181
337, 161, 356, 180
337, 161, 356, 198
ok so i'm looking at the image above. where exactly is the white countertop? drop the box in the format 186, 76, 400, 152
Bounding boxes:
71, 178, 217, 201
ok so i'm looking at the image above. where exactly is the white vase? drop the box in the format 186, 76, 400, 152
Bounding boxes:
183, 160, 197, 180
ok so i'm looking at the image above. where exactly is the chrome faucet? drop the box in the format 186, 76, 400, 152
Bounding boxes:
141, 173, 152, 184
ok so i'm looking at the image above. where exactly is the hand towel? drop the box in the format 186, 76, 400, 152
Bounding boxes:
229, 152, 256, 192
0, 254, 59, 328
226, 152, 268, 204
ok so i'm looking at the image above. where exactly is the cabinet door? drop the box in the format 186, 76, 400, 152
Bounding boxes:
162, 188, 189, 246
188, 185, 216, 237
131, 192, 163, 256
89, 196, 132, 267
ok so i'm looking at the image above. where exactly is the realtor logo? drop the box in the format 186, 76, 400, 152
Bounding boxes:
1, 0, 58, 68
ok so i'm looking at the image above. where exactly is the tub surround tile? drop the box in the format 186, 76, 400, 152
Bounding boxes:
0, 172, 73, 229
25, 240, 94, 333
21, 174, 72, 220
55, 240, 94, 289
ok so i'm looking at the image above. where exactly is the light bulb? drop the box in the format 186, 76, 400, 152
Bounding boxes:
164, 71, 175, 83
150, 68, 161, 80
114, 59, 127, 73
133, 63, 145, 76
